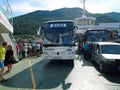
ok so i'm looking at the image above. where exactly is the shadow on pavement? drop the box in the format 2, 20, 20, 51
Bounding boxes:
1, 59, 74, 90
77, 54, 93, 67
78, 54, 120, 85
92, 61, 120, 84
38, 60, 74, 89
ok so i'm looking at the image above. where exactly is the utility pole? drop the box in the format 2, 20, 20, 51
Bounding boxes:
81, 0, 86, 17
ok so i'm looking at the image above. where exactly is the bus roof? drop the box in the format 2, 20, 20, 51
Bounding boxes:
86, 28, 108, 31
44, 20, 74, 23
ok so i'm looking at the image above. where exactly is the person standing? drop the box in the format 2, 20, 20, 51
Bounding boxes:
22, 43, 28, 58
36, 43, 40, 57
4, 45, 14, 73
83, 41, 89, 60
0, 42, 7, 82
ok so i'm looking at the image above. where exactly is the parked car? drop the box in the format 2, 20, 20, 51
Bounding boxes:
91, 42, 120, 72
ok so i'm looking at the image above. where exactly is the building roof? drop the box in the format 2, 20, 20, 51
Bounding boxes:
93, 41, 120, 45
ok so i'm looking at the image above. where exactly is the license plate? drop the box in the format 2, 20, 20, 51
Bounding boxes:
54, 56, 62, 59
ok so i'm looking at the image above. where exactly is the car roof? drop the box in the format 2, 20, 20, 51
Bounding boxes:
92, 41, 120, 45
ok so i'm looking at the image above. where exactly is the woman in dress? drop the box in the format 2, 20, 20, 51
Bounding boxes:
4, 45, 14, 73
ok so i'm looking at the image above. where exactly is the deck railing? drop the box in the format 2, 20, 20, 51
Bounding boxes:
0, 0, 13, 26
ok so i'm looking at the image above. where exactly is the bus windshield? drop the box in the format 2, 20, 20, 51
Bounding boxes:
85, 30, 111, 42
42, 21, 74, 45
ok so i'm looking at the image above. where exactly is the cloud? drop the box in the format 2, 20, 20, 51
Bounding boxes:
11, 0, 80, 16
10, 0, 120, 16
32, 0, 80, 10
86, 0, 120, 13
11, 2, 39, 13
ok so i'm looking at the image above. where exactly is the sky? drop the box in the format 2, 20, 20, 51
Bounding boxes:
9, 0, 120, 17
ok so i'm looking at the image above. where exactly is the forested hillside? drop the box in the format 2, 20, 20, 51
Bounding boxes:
13, 7, 119, 36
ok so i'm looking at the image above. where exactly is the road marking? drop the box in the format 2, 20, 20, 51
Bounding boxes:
28, 59, 37, 90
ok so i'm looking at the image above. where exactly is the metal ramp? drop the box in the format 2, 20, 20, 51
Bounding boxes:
0, 0, 19, 61
1, 33, 19, 61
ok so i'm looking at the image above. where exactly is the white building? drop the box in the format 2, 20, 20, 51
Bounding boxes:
74, 0, 120, 36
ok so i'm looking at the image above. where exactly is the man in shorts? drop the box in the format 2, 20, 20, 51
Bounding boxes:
0, 42, 7, 82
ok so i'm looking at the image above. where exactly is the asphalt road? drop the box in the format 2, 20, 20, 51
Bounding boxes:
0, 55, 120, 90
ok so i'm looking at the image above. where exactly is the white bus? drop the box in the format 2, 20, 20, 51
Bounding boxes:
40, 20, 76, 60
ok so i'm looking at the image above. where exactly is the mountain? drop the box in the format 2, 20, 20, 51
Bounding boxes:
92, 13, 118, 24
105, 12, 120, 21
13, 7, 120, 36
13, 7, 89, 35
